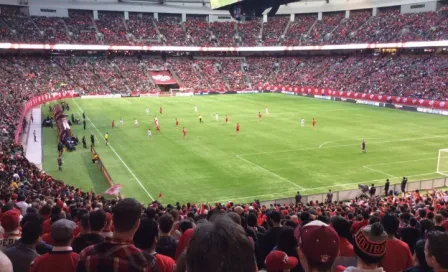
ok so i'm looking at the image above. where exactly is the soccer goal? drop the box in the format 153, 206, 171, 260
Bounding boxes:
436, 149, 448, 176
169, 88, 194, 97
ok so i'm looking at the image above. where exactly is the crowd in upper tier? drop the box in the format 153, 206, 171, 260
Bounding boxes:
0, 5, 446, 46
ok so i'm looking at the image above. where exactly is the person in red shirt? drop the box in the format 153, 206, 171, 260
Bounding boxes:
236, 123, 240, 135
258, 112, 262, 121
30, 219, 79, 272
175, 118, 179, 128
312, 118, 316, 129
159, 107, 163, 115
441, 210, 448, 230
111, 120, 115, 128
379, 214, 413, 272
156, 124, 160, 133
350, 211, 369, 235
225, 115, 228, 124
182, 127, 187, 139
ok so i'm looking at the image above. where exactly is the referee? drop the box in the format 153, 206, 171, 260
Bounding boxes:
361, 139, 366, 153
199, 114, 204, 124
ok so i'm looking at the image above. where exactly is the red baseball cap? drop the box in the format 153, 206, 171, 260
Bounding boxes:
265, 250, 298, 272
1, 209, 21, 232
299, 220, 340, 267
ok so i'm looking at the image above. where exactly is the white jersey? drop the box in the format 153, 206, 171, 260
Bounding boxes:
301, 119, 305, 127
134, 119, 139, 126
194, 106, 198, 112
265, 108, 269, 114
120, 118, 124, 125
146, 108, 150, 115
215, 114, 219, 121
148, 130, 152, 137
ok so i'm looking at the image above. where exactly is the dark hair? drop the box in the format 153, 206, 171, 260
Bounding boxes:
414, 240, 430, 270
226, 212, 241, 225
159, 214, 174, 233
426, 231, 448, 269
79, 214, 90, 230
169, 209, 179, 221
21, 213, 43, 227
112, 198, 142, 232
362, 211, 370, 220
331, 216, 351, 239
186, 216, 256, 272
180, 220, 194, 233
354, 223, 386, 265
381, 214, 399, 235
410, 217, 418, 227
277, 227, 298, 257
247, 212, 257, 227
51, 206, 61, 216
90, 209, 106, 232
434, 214, 443, 224
369, 216, 380, 225
133, 218, 159, 250
39, 204, 51, 216
21, 222, 42, 244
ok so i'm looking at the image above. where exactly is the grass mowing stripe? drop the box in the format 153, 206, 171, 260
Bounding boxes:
72, 99, 155, 201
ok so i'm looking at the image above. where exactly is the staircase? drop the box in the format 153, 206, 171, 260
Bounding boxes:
278, 20, 292, 45
169, 69, 183, 86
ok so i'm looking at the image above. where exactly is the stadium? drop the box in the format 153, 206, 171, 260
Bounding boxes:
0, 0, 447, 271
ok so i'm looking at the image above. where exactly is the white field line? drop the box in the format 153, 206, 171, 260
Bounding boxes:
72, 99, 155, 201
362, 165, 394, 177
363, 157, 437, 167
238, 135, 448, 157
319, 141, 333, 148
235, 155, 304, 190
122, 99, 132, 104
209, 171, 440, 203
437, 171, 448, 177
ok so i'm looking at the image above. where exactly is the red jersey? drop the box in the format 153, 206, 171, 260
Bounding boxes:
160, 107, 163, 114
225, 116, 228, 123
236, 124, 240, 131
112, 121, 115, 128
176, 119, 179, 126
379, 239, 413, 272
182, 129, 187, 135
258, 113, 262, 118
156, 125, 160, 132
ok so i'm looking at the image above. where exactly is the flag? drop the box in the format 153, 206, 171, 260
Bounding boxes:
158, 192, 163, 199
104, 184, 121, 195
199, 203, 205, 215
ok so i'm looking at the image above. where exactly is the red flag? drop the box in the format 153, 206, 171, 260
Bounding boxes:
199, 203, 205, 215
158, 192, 163, 199
104, 184, 121, 196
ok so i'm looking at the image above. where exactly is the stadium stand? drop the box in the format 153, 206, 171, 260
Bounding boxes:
126, 12, 160, 44
96, 11, 128, 45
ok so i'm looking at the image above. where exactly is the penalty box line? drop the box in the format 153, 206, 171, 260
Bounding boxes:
71, 99, 155, 201
236, 155, 305, 190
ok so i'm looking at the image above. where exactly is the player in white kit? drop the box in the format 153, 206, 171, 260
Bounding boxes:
194, 105, 198, 113
215, 113, 219, 121
301, 118, 305, 127
146, 107, 150, 115
134, 119, 139, 127
154, 116, 159, 126
148, 128, 152, 139
120, 117, 124, 126
265, 106, 269, 115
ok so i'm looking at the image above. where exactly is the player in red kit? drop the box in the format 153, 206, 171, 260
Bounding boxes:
160, 106, 163, 115
175, 118, 179, 128
258, 112, 262, 121
312, 118, 316, 129
156, 124, 160, 132
225, 115, 229, 124
182, 127, 187, 139
236, 123, 240, 135
112, 120, 115, 128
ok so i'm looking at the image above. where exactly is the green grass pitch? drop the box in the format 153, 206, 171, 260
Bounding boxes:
42, 94, 448, 204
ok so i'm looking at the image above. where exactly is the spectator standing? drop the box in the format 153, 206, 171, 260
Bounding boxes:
419, 210, 435, 239
341, 223, 388, 272
261, 210, 283, 264
0, 209, 22, 250
405, 240, 432, 272
384, 179, 390, 196
133, 217, 176, 271
186, 216, 256, 272
295, 191, 302, 206
401, 177, 408, 193
369, 184, 376, 198
351, 211, 369, 234
425, 231, 448, 272
331, 216, 356, 270
72, 210, 105, 253
297, 220, 340, 272
276, 227, 301, 272
16, 194, 29, 215
401, 217, 421, 254
327, 189, 334, 203
4, 222, 41, 272
433, 215, 445, 232
156, 214, 178, 259
57, 155, 63, 171
380, 214, 413, 272
77, 198, 159, 272
30, 219, 79, 272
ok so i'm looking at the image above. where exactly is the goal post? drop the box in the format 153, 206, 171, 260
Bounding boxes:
436, 149, 448, 176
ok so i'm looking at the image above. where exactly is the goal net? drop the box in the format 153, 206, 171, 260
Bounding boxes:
169, 88, 194, 96
436, 149, 448, 176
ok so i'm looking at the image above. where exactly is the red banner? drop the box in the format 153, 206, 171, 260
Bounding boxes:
149, 71, 178, 85
15, 91, 79, 144
260, 85, 448, 110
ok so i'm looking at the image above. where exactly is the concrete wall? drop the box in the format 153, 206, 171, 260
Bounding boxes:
28, 5, 69, 17
401, 1, 437, 13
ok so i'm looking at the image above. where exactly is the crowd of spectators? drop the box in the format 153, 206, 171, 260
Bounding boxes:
169, 59, 210, 90
0, 6, 447, 46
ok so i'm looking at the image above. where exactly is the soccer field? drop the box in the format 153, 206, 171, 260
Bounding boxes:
42, 94, 448, 204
